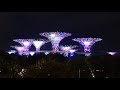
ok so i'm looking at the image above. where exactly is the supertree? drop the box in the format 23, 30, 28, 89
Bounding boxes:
11, 46, 25, 56
13, 39, 33, 55
39, 32, 71, 53
32, 39, 49, 52
60, 45, 78, 57
73, 38, 102, 56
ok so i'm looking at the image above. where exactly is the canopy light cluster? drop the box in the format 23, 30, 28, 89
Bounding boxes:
8, 32, 102, 57
60, 45, 78, 57
73, 38, 102, 52
40, 32, 71, 52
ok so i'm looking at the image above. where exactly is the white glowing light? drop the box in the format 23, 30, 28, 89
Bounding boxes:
17, 47, 24, 52
107, 52, 116, 55
60, 45, 78, 52
83, 41, 91, 46
60, 52, 63, 54
29, 52, 35, 56
7, 50, 17, 54
45, 52, 49, 55
33, 39, 49, 52
69, 49, 76, 53
60, 45, 78, 57
23, 41, 31, 47
50, 33, 56, 38
8, 52, 12, 54
70, 53, 74, 56
33, 41, 44, 49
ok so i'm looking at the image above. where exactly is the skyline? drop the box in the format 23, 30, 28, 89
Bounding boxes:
0, 12, 120, 52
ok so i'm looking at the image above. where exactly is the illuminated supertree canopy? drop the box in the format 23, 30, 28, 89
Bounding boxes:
11, 46, 25, 55
33, 39, 49, 52
39, 32, 72, 52
13, 39, 33, 55
60, 45, 78, 52
60, 45, 78, 57
13, 39, 33, 48
73, 38, 102, 53
7, 32, 104, 57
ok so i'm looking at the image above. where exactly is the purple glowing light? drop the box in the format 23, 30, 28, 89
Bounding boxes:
11, 46, 25, 55
73, 38, 102, 53
11, 46, 24, 52
13, 39, 33, 48
40, 32, 72, 52
23, 41, 31, 47
7, 50, 17, 54
60, 45, 78, 57
70, 53, 74, 57
13, 39, 33, 55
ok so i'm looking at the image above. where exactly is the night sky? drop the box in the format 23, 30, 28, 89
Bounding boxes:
0, 12, 120, 52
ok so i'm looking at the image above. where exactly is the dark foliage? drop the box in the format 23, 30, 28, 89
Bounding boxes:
0, 50, 120, 78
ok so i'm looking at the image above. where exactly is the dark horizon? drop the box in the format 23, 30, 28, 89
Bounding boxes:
0, 12, 120, 52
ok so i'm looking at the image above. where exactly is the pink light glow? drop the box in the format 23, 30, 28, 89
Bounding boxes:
16, 47, 24, 52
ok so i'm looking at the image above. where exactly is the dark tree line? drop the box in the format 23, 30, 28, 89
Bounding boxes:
0, 50, 120, 78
